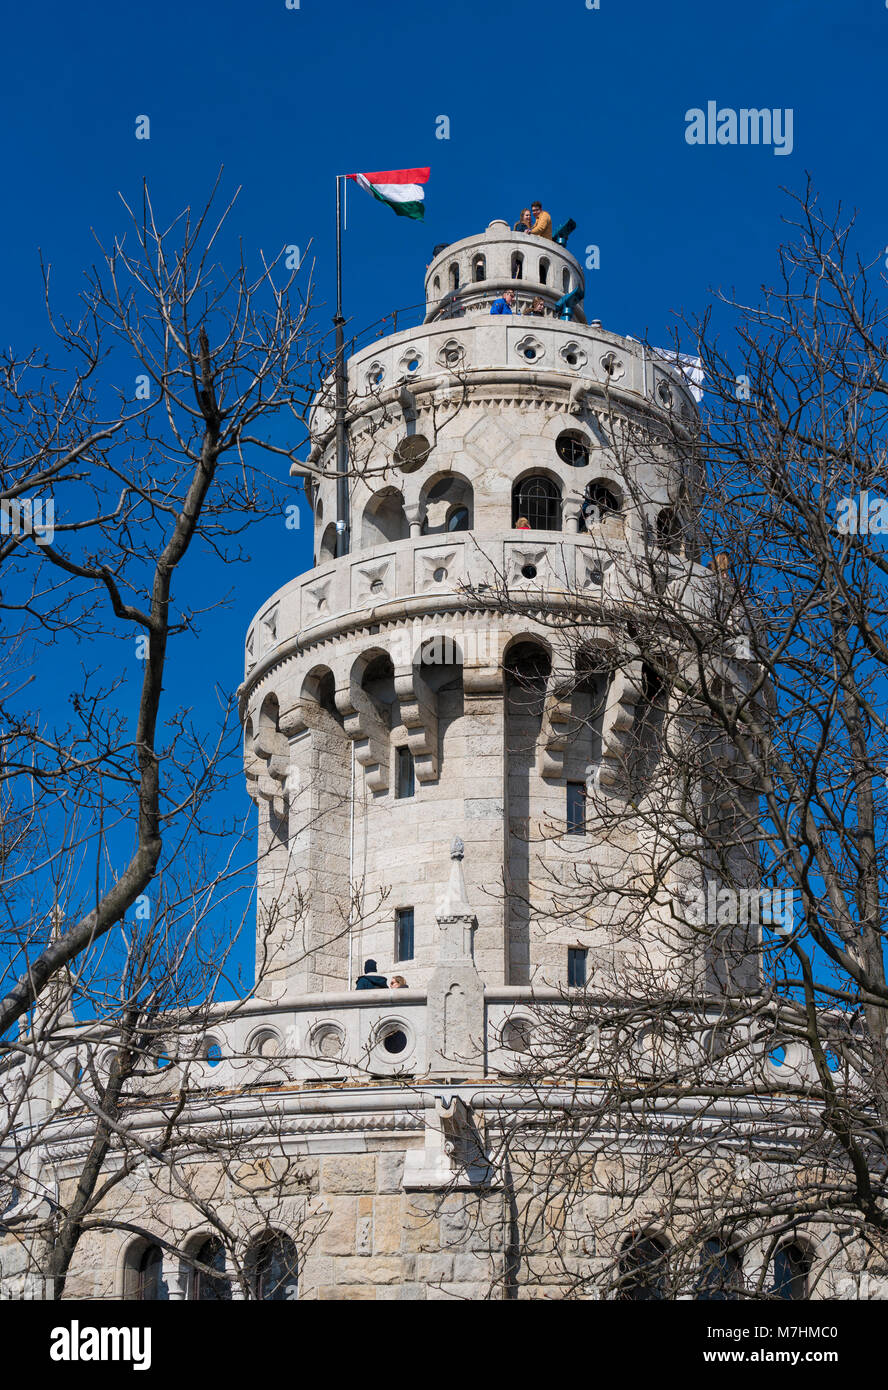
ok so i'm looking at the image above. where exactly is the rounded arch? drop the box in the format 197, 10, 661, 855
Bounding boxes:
360, 486, 409, 548
257, 690, 280, 731
361, 483, 411, 547
472, 253, 486, 282
245, 1229, 299, 1301
771, 1239, 812, 1300
512, 471, 562, 531
350, 644, 395, 689
319, 521, 337, 562
618, 1231, 670, 1301
656, 505, 683, 553
511, 250, 524, 280
448, 261, 460, 291
697, 1238, 743, 1300
538, 256, 550, 285
121, 1236, 168, 1301
562, 267, 571, 293
581, 477, 623, 531
184, 1232, 232, 1302
300, 663, 342, 725
503, 635, 553, 694
419, 471, 474, 534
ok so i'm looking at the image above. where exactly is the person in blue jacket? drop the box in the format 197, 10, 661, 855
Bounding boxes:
355, 958, 388, 989
490, 289, 516, 315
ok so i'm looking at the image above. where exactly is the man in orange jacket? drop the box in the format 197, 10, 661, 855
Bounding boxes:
528, 200, 553, 239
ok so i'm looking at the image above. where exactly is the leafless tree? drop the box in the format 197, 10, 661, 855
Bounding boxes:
456, 183, 888, 1300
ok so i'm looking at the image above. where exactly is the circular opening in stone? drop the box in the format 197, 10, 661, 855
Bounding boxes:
523, 347, 537, 360
394, 434, 431, 473
433, 566, 447, 583
565, 353, 578, 366
370, 578, 384, 593
381, 1027, 408, 1056
556, 429, 590, 467
769, 1045, 786, 1068
444, 348, 461, 366
205, 1042, 222, 1067
502, 1019, 533, 1053
314, 1026, 344, 1059
156, 1052, 173, 1070
407, 358, 419, 372
825, 1049, 841, 1072
601, 352, 622, 377
255, 1032, 280, 1058
521, 563, 538, 580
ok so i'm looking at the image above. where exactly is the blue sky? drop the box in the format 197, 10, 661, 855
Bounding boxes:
3, 0, 886, 987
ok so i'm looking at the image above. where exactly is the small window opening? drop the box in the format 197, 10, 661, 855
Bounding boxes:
567, 947, 587, 988
396, 907, 415, 962
396, 746, 415, 799
566, 781, 586, 835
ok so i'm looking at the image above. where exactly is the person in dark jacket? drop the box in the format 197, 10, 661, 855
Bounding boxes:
355, 958, 388, 989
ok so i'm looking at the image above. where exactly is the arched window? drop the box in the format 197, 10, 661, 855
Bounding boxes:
511, 252, 524, 280
447, 506, 470, 532
433, 275, 441, 295
246, 1232, 299, 1301
562, 268, 571, 293
512, 475, 561, 531
618, 1235, 669, 1301
656, 507, 682, 553
190, 1236, 231, 1302
361, 487, 409, 547
448, 262, 460, 292
539, 257, 550, 285
697, 1239, 742, 1300
420, 475, 473, 535
473, 254, 486, 282
319, 522, 338, 562
134, 1243, 167, 1301
581, 481, 621, 530
771, 1242, 810, 1300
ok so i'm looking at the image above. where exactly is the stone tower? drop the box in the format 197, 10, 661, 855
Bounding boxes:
241, 217, 708, 1015
2, 224, 851, 1305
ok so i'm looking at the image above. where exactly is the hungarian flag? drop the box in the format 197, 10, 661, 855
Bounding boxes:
348, 167, 429, 221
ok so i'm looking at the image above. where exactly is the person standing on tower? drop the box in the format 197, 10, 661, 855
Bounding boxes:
355, 959, 388, 989
528, 201, 553, 239
490, 289, 516, 315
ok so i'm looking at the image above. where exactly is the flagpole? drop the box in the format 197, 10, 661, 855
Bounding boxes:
334, 173, 350, 557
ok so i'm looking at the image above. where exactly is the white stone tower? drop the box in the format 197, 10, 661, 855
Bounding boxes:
241, 217, 705, 1011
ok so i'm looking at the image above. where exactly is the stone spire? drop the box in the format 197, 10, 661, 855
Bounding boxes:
434, 837, 475, 952
427, 837, 483, 1077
